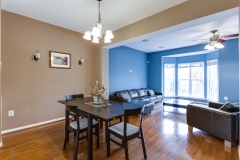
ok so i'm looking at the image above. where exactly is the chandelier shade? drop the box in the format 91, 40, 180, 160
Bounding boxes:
83, 0, 114, 43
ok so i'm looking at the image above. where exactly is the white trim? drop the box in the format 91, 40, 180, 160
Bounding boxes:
0, 138, 2, 147
1, 117, 65, 134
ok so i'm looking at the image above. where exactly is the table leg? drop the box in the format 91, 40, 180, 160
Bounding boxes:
87, 114, 93, 160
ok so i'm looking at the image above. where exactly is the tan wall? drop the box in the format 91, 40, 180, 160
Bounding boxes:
1, 11, 96, 130
97, 0, 240, 82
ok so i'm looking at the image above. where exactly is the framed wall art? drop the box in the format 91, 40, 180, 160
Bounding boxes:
49, 51, 71, 69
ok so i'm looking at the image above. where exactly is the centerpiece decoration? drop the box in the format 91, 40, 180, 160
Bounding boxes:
85, 80, 107, 104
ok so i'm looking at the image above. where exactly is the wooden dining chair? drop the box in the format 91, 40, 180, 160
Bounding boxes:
65, 94, 86, 121
107, 104, 147, 160
63, 105, 99, 160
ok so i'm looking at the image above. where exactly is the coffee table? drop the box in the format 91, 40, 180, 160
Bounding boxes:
163, 99, 193, 114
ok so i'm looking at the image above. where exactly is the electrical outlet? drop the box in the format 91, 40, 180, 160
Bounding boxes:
224, 97, 228, 101
8, 110, 14, 117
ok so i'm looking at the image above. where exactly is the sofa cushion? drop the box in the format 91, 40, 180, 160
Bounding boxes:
116, 90, 131, 100
148, 89, 155, 96
148, 96, 156, 100
141, 88, 149, 95
136, 89, 146, 97
128, 89, 139, 98
219, 103, 239, 112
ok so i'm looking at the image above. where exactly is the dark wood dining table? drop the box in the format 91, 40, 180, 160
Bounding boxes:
58, 97, 141, 160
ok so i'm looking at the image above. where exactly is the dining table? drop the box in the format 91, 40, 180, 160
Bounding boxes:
58, 97, 142, 160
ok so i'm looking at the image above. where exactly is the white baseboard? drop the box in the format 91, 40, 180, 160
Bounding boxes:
0, 138, 2, 147
1, 117, 65, 134
238, 145, 240, 159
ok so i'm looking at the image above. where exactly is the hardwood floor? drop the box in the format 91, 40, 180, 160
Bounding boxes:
0, 103, 239, 160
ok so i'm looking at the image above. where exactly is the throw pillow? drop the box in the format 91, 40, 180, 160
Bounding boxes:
219, 103, 239, 112
148, 90, 155, 96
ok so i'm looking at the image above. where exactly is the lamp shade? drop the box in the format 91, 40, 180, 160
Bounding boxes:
106, 30, 114, 39
92, 37, 99, 43
204, 44, 211, 50
91, 27, 100, 37
214, 42, 224, 48
104, 36, 111, 43
83, 31, 91, 40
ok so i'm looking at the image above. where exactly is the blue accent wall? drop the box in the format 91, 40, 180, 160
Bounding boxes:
218, 39, 239, 102
148, 45, 205, 92
148, 39, 239, 102
109, 46, 147, 94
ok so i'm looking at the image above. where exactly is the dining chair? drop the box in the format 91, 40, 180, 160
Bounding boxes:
65, 94, 86, 121
63, 104, 99, 160
107, 104, 147, 160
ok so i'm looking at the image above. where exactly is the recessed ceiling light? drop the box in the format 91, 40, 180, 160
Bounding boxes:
142, 39, 148, 42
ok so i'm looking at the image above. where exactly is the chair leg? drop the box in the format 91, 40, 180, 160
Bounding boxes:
124, 138, 129, 160
63, 126, 69, 150
120, 116, 122, 122
63, 131, 68, 150
140, 130, 147, 159
107, 129, 110, 157
100, 120, 103, 129
105, 121, 108, 143
73, 133, 80, 160
96, 125, 99, 149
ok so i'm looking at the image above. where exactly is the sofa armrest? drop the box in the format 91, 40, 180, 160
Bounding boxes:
208, 101, 224, 109
109, 94, 116, 100
154, 91, 163, 95
187, 103, 239, 146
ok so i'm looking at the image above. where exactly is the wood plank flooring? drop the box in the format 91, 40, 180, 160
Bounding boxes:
0, 103, 239, 160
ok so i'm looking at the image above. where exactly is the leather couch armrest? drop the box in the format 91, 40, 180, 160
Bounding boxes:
187, 103, 239, 145
109, 94, 116, 100
154, 91, 163, 95
208, 102, 224, 109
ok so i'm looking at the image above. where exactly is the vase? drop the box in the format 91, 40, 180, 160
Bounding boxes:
93, 96, 103, 104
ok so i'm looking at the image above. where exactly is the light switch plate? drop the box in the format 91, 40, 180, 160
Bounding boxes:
8, 110, 14, 117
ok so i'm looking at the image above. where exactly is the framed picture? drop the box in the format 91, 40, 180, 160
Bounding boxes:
49, 51, 71, 69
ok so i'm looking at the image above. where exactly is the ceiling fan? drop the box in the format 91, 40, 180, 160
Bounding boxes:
195, 30, 239, 50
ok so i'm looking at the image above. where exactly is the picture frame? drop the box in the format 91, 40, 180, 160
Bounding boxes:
49, 51, 71, 69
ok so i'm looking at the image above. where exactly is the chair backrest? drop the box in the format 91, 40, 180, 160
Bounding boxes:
66, 94, 84, 101
123, 103, 146, 137
65, 105, 81, 130
65, 94, 88, 118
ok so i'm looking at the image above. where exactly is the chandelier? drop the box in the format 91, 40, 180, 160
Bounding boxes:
83, 0, 114, 43
204, 30, 224, 50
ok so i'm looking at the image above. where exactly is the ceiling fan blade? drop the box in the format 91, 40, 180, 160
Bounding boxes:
191, 39, 207, 41
218, 39, 226, 43
196, 41, 208, 45
221, 33, 239, 38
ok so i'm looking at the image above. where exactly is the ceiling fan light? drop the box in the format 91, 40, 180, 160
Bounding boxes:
83, 31, 91, 40
215, 42, 224, 48
91, 27, 100, 37
106, 30, 114, 39
92, 36, 99, 43
207, 45, 215, 50
204, 44, 211, 50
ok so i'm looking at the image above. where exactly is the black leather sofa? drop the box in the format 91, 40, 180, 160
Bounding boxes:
110, 88, 163, 114
187, 102, 239, 147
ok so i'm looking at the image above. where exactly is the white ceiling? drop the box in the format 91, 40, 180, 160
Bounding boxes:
125, 14, 239, 53
1, 0, 187, 33
2, 1, 239, 53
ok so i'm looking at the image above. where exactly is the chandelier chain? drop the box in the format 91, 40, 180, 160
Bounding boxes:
98, 1, 101, 23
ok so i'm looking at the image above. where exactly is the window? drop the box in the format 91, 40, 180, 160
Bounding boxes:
164, 64, 175, 96
207, 60, 218, 101
178, 62, 204, 98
